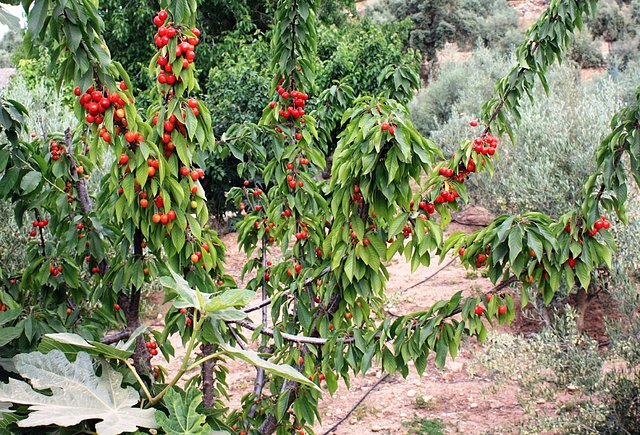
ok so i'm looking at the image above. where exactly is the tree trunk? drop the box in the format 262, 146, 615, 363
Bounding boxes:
575, 287, 590, 333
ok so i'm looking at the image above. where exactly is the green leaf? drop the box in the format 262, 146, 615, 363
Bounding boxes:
575, 261, 591, 289
221, 345, 321, 392
155, 388, 212, 435
0, 351, 157, 434
39, 333, 133, 361
27, 0, 50, 37
0, 326, 22, 347
0, 167, 20, 198
0, 308, 22, 327
159, 267, 211, 311
508, 226, 523, 266
19, 171, 42, 195
388, 212, 408, 237
205, 288, 255, 313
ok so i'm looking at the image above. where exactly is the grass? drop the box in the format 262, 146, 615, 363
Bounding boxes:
403, 417, 446, 435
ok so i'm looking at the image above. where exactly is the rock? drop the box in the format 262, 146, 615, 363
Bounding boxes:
443, 372, 454, 381
469, 403, 478, 409
400, 412, 408, 418
453, 206, 494, 226
371, 425, 391, 432
536, 398, 546, 404
406, 389, 416, 398
156, 313, 163, 320
447, 361, 465, 373
349, 418, 358, 425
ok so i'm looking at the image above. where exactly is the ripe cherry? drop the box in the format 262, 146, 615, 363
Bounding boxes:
498, 305, 507, 315
114, 304, 121, 311
118, 154, 129, 165
66, 308, 72, 315
474, 305, 485, 315
470, 120, 478, 127
381, 122, 390, 131
191, 253, 200, 263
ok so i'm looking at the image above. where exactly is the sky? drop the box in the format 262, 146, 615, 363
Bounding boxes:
0, 5, 25, 40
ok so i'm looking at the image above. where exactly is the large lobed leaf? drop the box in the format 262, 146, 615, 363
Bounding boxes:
0, 350, 157, 435
155, 388, 212, 435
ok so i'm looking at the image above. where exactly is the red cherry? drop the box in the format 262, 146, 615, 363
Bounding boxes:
474, 305, 485, 315
498, 305, 507, 315
470, 120, 478, 127
158, 10, 168, 21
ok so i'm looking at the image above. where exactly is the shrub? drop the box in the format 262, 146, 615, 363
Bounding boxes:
0, 29, 22, 68
473, 308, 639, 433
315, 18, 420, 98
366, 0, 519, 60
409, 48, 511, 136
206, 34, 272, 135
570, 31, 606, 68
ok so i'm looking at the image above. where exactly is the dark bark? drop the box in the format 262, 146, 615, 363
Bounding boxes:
201, 343, 216, 407
128, 229, 151, 374
575, 287, 590, 333
64, 128, 93, 215
258, 379, 300, 435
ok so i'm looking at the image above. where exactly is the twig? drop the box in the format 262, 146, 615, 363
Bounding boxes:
101, 328, 132, 344
33, 209, 47, 258
243, 265, 332, 313
396, 257, 456, 295
65, 128, 93, 214
322, 373, 390, 435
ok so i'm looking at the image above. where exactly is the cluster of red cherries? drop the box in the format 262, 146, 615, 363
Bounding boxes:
153, 9, 201, 82
472, 133, 499, 156
74, 83, 127, 126
29, 218, 49, 237
49, 140, 68, 161
49, 263, 63, 277
271, 81, 308, 120
145, 339, 159, 356
587, 215, 611, 235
